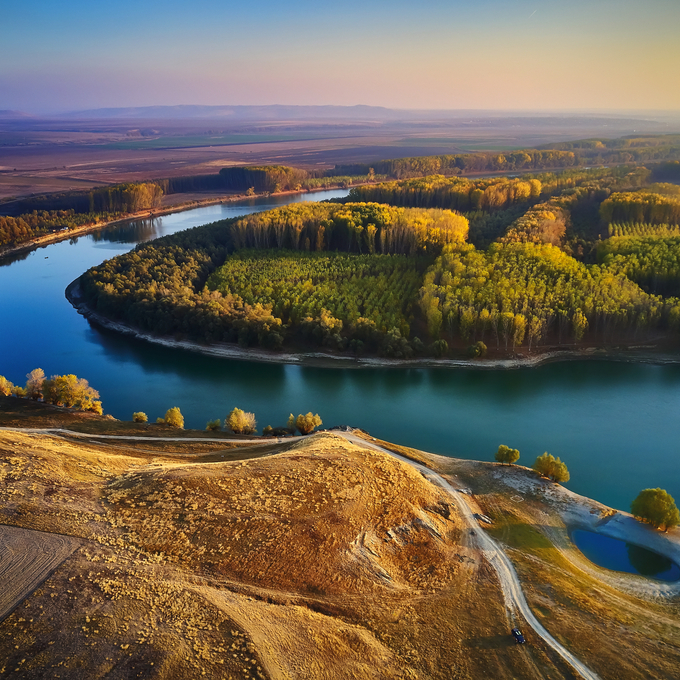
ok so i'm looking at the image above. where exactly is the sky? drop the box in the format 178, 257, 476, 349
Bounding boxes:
2, 0, 680, 114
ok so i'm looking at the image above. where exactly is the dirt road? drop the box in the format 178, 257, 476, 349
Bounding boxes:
0, 524, 80, 622
0, 425, 599, 677
339, 432, 601, 680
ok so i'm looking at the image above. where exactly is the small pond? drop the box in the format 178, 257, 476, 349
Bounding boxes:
571, 529, 680, 582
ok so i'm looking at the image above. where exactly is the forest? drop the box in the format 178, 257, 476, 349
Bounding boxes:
78, 162, 680, 357
0, 182, 164, 249
331, 136, 680, 179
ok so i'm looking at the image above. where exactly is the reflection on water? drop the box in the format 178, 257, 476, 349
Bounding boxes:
571, 529, 680, 582
90, 218, 163, 244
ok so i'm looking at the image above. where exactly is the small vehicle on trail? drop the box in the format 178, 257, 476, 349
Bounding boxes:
511, 628, 526, 644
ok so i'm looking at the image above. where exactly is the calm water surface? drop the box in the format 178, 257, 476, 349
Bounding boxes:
2, 189, 680, 512
571, 529, 680, 581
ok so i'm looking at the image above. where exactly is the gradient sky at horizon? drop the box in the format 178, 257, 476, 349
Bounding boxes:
2, 0, 680, 114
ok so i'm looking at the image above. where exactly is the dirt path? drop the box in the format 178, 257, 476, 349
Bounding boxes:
0, 426, 296, 445
339, 432, 601, 680
0, 524, 81, 622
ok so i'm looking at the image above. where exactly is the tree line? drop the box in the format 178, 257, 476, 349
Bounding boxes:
0, 210, 116, 248
0, 368, 102, 414
227, 202, 469, 256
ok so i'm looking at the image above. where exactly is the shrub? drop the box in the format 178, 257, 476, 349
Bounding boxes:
0, 375, 14, 396
226, 407, 257, 435
164, 407, 184, 428
295, 412, 323, 435
262, 425, 274, 436
206, 419, 221, 431
631, 488, 680, 531
533, 452, 570, 483
133, 412, 148, 423
469, 341, 487, 358
495, 444, 520, 465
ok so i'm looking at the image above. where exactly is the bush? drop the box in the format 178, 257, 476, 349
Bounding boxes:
262, 425, 274, 436
631, 488, 680, 531
468, 341, 487, 358
226, 407, 257, 435
295, 412, 323, 435
533, 452, 570, 483
156, 417, 165, 424
164, 407, 184, 428
495, 444, 520, 465
133, 412, 148, 423
206, 419, 221, 431
0, 375, 14, 396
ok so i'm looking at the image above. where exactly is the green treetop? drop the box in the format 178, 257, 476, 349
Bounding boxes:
631, 488, 680, 531
495, 444, 520, 465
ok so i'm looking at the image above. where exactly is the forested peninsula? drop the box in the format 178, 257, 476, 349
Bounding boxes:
74, 152, 680, 364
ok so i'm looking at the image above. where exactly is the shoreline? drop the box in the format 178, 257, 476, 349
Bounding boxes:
66, 278, 680, 370
0, 184, 352, 261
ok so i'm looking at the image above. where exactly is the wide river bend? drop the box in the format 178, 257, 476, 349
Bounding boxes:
1, 189, 679, 512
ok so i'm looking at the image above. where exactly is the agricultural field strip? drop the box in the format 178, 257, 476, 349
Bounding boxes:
340, 432, 601, 680
0, 524, 81, 622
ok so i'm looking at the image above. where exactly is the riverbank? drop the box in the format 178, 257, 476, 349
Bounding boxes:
66, 278, 680, 370
0, 184, 355, 261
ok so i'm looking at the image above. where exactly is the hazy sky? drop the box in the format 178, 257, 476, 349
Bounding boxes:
2, 0, 679, 113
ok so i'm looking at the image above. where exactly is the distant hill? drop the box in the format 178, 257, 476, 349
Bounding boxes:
0, 110, 33, 119
59, 104, 406, 122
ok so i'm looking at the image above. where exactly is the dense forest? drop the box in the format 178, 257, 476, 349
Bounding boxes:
0, 210, 116, 247
331, 136, 680, 179
227, 203, 468, 255
0, 182, 164, 249
419, 242, 674, 350
77, 160, 680, 357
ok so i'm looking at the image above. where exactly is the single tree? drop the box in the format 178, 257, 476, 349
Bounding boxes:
495, 444, 520, 465
631, 488, 680, 531
287, 413, 296, 433
133, 412, 148, 423
226, 408, 257, 435
164, 407, 184, 429
295, 412, 323, 435
533, 452, 570, 483
25, 368, 45, 400
262, 425, 274, 437
206, 419, 221, 432
0, 375, 15, 397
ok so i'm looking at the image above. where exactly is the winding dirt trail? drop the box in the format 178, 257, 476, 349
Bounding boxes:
1, 425, 599, 677
339, 432, 601, 680
0, 525, 80, 622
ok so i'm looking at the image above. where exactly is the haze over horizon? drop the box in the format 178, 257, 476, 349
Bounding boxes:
3, 0, 680, 115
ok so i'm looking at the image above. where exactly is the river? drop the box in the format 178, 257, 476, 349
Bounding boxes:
1, 189, 679, 512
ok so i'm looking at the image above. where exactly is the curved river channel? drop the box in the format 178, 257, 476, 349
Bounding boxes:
2, 188, 680, 512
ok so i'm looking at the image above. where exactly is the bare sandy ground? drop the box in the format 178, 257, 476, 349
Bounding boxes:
0, 524, 80, 621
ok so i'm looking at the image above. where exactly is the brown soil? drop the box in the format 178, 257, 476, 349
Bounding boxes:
0, 404, 677, 678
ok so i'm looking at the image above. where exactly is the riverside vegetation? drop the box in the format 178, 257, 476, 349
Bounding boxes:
77, 152, 680, 359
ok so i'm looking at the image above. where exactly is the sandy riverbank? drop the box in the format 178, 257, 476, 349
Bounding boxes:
66, 278, 680, 370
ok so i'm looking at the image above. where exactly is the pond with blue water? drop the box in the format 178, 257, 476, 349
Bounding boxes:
571, 529, 680, 582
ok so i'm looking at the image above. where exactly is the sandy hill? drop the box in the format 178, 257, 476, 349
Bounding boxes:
1, 412, 679, 679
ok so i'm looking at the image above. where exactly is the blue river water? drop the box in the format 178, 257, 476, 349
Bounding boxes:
1, 188, 680, 512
